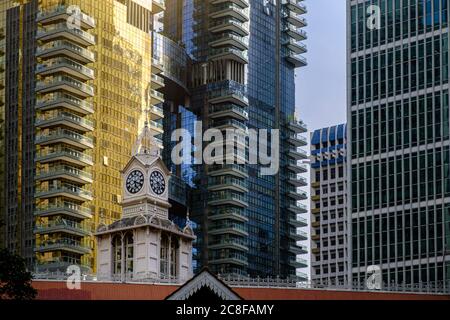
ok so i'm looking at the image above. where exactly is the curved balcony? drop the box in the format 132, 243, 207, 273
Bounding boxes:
287, 119, 307, 133
151, 74, 165, 90
35, 183, 93, 202
286, 52, 307, 68
209, 18, 249, 37
209, 238, 248, 252
208, 176, 248, 193
36, 147, 93, 167
37, 23, 96, 47
209, 47, 248, 64
36, 40, 95, 64
152, 57, 164, 74
288, 202, 307, 214
209, 253, 248, 267
210, 3, 249, 22
287, 173, 307, 187
208, 164, 248, 179
37, 6, 95, 29
289, 244, 308, 255
153, 0, 166, 14
34, 219, 92, 237
36, 111, 94, 132
283, 0, 307, 15
282, 10, 307, 28
283, 24, 307, 41
36, 93, 94, 115
35, 238, 91, 255
211, 0, 249, 8
288, 146, 308, 160
150, 89, 164, 104
284, 38, 307, 54
287, 187, 307, 200
209, 88, 248, 107
287, 132, 307, 147
290, 229, 308, 241
36, 129, 93, 150
35, 165, 93, 184
36, 76, 94, 98
289, 257, 308, 269
209, 208, 248, 223
149, 105, 164, 120
208, 191, 248, 208
36, 57, 94, 81
209, 222, 248, 237
210, 34, 248, 51
286, 159, 308, 173
34, 202, 92, 219
289, 214, 307, 227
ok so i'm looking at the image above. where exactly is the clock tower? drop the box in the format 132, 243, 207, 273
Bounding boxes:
95, 122, 195, 283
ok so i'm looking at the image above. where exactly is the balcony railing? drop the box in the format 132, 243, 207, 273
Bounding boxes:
34, 201, 92, 219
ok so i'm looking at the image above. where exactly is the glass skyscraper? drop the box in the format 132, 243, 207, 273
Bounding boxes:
160, 0, 309, 279
348, 0, 450, 288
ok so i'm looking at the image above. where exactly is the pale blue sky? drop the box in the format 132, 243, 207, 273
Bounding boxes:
295, 0, 347, 131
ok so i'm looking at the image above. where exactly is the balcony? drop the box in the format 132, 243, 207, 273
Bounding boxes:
283, 24, 307, 41
209, 222, 248, 237
36, 259, 91, 272
35, 238, 91, 255
210, 34, 248, 51
289, 244, 307, 255
211, 119, 248, 133
289, 215, 307, 227
153, 0, 166, 14
152, 57, 164, 74
36, 111, 94, 132
283, 0, 307, 15
287, 119, 307, 133
36, 57, 94, 81
209, 104, 248, 121
34, 202, 92, 219
36, 40, 95, 64
287, 173, 307, 187
149, 120, 163, 134
311, 208, 320, 215
36, 75, 94, 98
287, 132, 307, 147
208, 191, 248, 207
34, 219, 92, 237
286, 52, 307, 68
287, 188, 307, 200
36, 92, 94, 115
209, 207, 248, 223
208, 164, 248, 179
286, 160, 308, 173
282, 10, 307, 28
289, 257, 308, 269
149, 105, 164, 120
35, 183, 93, 202
209, 18, 249, 37
151, 74, 164, 90
290, 229, 308, 241
37, 23, 96, 47
36, 129, 94, 150
208, 176, 248, 193
283, 38, 307, 54
210, 0, 249, 8
36, 147, 93, 167
150, 89, 164, 105
288, 146, 308, 160
209, 253, 248, 267
288, 202, 307, 214
210, 3, 249, 22
209, 87, 248, 107
209, 238, 248, 252
209, 47, 248, 64
37, 6, 95, 29
35, 165, 93, 185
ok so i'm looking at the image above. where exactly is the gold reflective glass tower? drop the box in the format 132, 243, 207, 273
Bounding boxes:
0, 0, 165, 273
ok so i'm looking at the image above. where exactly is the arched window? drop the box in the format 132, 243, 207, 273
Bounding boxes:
125, 232, 134, 275
112, 235, 122, 276
160, 235, 169, 277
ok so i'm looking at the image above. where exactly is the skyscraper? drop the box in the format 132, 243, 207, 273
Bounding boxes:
310, 124, 348, 285
1, 0, 165, 273
160, 0, 309, 278
348, 0, 450, 288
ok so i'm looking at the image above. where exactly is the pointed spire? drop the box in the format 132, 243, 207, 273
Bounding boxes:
131, 108, 160, 157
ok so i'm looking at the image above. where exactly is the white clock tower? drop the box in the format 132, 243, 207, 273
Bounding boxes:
95, 122, 195, 283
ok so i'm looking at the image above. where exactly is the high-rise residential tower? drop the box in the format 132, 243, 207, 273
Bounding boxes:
348, 0, 450, 288
1, 0, 165, 273
159, 0, 309, 279
310, 124, 348, 285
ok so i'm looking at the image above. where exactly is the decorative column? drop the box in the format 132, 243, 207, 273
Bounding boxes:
120, 232, 125, 282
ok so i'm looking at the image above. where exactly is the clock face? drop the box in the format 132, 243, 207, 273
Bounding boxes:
149, 170, 166, 195
126, 170, 144, 194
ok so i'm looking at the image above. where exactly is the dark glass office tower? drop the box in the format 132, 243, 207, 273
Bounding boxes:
348, 0, 450, 289
160, 0, 309, 278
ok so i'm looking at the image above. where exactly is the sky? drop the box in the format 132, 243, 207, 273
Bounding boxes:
295, 0, 347, 131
